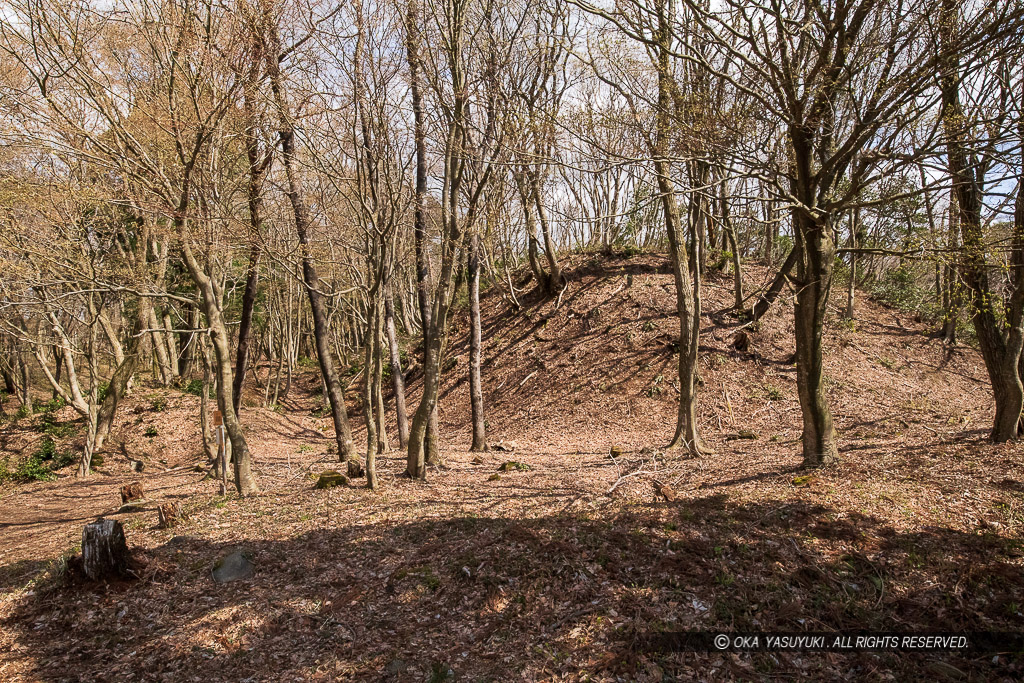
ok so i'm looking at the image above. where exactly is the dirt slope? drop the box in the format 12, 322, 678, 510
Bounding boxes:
1, 253, 1022, 682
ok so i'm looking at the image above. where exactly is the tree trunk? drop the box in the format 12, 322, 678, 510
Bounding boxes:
793, 212, 838, 467
405, 0, 440, 476
148, 307, 173, 386
81, 518, 130, 581
181, 239, 258, 496
363, 302, 379, 490
846, 205, 859, 320
266, 29, 355, 461
468, 231, 488, 451
720, 179, 744, 310
750, 247, 798, 321
654, 6, 707, 456
384, 293, 409, 447
232, 243, 260, 415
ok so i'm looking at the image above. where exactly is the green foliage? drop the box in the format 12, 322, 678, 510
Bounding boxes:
297, 356, 318, 368
0, 439, 62, 483
150, 396, 168, 412
498, 461, 531, 472
870, 265, 932, 315
14, 456, 54, 482
14, 403, 30, 419
310, 404, 331, 418
144, 426, 158, 437
35, 436, 57, 461
38, 412, 79, 438
34, 395, 66, 414
183, 379, 214, 398
52, 450, 77, 470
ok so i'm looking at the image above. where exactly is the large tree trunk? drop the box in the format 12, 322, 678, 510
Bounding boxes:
468, 231, 487, 452
940, 0, 1024, 441
792, 212, 838, 467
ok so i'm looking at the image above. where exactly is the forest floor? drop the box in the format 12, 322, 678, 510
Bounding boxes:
1, 254, 1023, 682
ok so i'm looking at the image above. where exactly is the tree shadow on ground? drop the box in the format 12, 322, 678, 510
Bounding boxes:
2, 495, 1022, 681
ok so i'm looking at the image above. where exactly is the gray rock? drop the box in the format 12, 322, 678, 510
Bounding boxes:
385, 659, 408, 675
212, 550, 254, 583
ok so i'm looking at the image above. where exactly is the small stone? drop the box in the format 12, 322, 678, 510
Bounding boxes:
471, 455, 484, 465
609, 444, 624, 459
386, 659, 408, 675
316, 470, 348, 489
498, 461, 530, 472
212, 550, 254, 583
491, 440, 517, 452
129, 459, 145, 473
488, 473, 501, 481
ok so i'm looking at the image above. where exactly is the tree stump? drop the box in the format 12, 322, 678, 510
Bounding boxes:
157, 502, 182, 529
346, 459, 364, 478
82, 518, 130, 581
120, 482, 144, 504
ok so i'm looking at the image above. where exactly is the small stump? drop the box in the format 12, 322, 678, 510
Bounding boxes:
346, 459, 364, 478
120, 482, 144, 505
157, 502, 183, 529
316, 470, 348, 489
82, 518, 131, 581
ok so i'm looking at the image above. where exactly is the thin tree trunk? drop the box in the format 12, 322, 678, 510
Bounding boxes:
181, 238, 258, 496
232, 243, 260, 415
468, 231, 487, 451
750, 247, 798, 321
405, 0, 439, 476
846, 205, 859, 320
720, 178, 744, 309
384, 293, 410, 447
265, 24, 355, 461
655, 3, 706, 455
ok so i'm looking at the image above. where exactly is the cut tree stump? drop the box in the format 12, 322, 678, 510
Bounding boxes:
120, 482, 144, 504
346, 459, 364, 478
157, 502, 182, 528
82, 518, 131, 581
